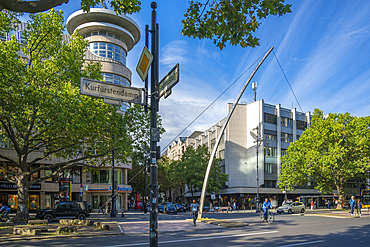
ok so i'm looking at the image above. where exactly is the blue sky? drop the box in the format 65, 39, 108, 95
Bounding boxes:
21, 1, 370, 150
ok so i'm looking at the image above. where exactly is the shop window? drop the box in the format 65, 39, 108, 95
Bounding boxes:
30, 165, 39, 181
264, 163, 273, 173
29, 195, 39, 210
8, 194, 18, 210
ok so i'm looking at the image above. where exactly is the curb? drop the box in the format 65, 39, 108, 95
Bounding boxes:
0, 221, 124, 243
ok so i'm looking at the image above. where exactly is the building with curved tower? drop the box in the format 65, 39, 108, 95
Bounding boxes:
66, 8, 140, 112
66, 8, 141, 210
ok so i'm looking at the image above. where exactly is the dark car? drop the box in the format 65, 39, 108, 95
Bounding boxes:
36, 201, 90, 223
175, 204, 186, 212
158, 205, 165, 213
165, 204, 177, 214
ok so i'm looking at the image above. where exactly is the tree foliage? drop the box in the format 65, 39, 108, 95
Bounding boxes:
0, 0, 141, 14
0, 10, 154, 220
182, 0, 292, 50
179, 144, 228, 197
0, 0, 291, 50
279, 109, 370, 208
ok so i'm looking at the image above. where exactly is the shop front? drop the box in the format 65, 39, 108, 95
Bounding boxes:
0, 182, 41, 212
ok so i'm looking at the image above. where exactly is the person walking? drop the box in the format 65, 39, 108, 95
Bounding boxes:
349, 196, 355, 216
311, 201, 314, 210
356, 199, 362, 216
328, 200, 331, 210
106, 202, 111, 216
0, 203, 11, 222
233, 201, 236, 211
190, 199, 199, 226
98, 201, 103, 214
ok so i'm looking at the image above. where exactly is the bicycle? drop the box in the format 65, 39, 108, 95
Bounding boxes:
259, 210, 275, 224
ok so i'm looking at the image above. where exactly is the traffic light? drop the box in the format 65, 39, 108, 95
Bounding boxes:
156, 146, 161, 160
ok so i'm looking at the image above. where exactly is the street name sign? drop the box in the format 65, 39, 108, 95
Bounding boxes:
159, 63, 179, 98
81, 77, 142, 104
136, 46, 153, 82
151, 128, 160, 142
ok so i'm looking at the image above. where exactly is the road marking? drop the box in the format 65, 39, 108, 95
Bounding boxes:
102, 230, 279, 247
278, 240, 325, 247
305, 214, 348, 219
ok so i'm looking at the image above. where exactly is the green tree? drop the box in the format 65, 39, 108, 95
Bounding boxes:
279, 109, 370, 209
180, 144, 228, 200
168, 159, 186, 203
0, 0, 291, 50
0, 10, 152, 221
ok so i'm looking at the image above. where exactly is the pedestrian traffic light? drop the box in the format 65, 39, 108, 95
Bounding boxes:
156, 146, 161, 160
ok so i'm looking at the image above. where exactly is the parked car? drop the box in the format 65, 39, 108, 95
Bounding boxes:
165, 204, 177, 214
158, 205, 165, 213
183, 204, 190, 211
277, 202, 305, 214
36, 201, 90, 222
175, 204, 186, 212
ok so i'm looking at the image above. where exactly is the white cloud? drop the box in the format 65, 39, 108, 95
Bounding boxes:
160, 40, 188, 67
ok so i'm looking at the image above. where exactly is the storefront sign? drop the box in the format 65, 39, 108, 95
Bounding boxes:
0, 183, 41, 190
108, 186, 132, 192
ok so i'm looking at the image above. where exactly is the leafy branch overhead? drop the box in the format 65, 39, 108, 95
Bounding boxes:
181, 0, 292, 50
0, 0, 291, 50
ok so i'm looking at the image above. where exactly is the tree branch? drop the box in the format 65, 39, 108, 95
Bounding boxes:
0, 0, 69, 13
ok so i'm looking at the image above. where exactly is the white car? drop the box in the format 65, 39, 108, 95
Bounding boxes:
277, 202, 305, 214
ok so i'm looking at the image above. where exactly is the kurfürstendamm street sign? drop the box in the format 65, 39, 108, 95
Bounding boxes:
159, 63, 179, 98
80, 77, 142, 104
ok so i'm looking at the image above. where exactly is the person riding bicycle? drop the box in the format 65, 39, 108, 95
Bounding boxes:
0, 203, 11, 222
262, 198, 272, 220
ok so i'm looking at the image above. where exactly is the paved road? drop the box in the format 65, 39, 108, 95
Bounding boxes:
1, 211, 370, 246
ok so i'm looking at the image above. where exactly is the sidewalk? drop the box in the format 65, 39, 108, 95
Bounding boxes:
0, 218, 122, 243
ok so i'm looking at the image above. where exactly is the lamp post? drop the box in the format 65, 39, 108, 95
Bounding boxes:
252, 125, 268, 213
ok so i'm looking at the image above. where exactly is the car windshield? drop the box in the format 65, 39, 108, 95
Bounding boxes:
167, 205, 175, 209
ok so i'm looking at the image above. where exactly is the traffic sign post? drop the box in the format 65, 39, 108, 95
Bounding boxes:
136, 46, 153, 82
80, 77, 142, 104
159, 63, 179, 98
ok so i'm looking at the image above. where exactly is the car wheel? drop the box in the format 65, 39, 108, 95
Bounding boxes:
301, 208, 305, 213
288, 209, 292, 214
175, 212, 177, 214
78, 213, 87, 220
44, 214, 53, 223
278, 211, 282, 214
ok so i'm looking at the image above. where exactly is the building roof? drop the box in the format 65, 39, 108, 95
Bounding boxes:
66, 8, 140, 51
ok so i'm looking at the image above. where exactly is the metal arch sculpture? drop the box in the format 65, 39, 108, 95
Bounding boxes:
198, 47, 274, 219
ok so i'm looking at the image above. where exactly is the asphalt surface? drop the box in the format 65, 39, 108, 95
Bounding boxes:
1, 210, 370, 246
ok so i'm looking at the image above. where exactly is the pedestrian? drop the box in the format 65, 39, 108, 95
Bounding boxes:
311, 201, 314, 210
227, 201, 231, 213
356, 199, 362, 216
282, 200, 286, 206
210, 203, 214, 213
106, 202, 111, 216
0, 203, 11, 222
98, 201, 103, 214
190, 199, 199, 226
328, 200, 330, 210
349, 196, 355, 216
233, 201, 236, 211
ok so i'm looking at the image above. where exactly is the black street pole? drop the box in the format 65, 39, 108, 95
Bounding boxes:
149, 2, 159, 246
256, 126, 260, 213
111, 148, 116, 217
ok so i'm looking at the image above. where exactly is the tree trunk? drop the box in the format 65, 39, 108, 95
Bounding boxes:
16, 173, 30, 222
336, 185, 344, 209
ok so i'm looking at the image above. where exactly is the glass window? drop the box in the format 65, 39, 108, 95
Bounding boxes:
99, 43, 106, 49
296, 120, 307, 130
58, 202, 68, 209
264, 163, 273, 173
264, 147, 277, 157
281, 117, 293, 128
91, 31, 98, 36
100, 170, 109, 184
264, 113, 277, 124
281, 133, 293, 143
107, 51, 113, 58
99, 31, 106, 36
107, 32, 114, 37
107, 43, 114, 51
264, 134, 276, 141
99, 50, 106, 57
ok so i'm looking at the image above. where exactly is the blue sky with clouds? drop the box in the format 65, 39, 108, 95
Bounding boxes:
22, 0, 370, 150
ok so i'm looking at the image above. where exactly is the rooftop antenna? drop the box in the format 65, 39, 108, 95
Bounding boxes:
252, 81, 257, 101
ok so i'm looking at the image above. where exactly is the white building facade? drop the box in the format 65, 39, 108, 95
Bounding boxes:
181, 100, 322, 208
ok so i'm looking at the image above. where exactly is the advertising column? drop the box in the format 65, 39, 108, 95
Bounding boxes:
135, 192, 141, 210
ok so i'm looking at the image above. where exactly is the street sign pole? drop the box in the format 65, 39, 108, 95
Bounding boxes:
149, 2, 159, 247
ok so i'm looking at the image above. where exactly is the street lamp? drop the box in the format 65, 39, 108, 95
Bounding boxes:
252, 125, 268, 213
